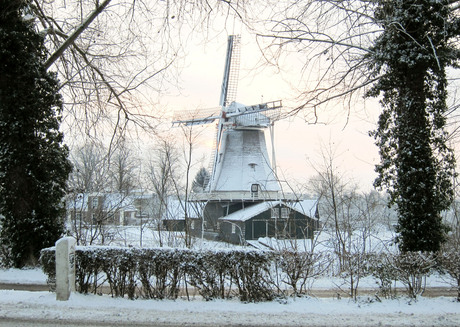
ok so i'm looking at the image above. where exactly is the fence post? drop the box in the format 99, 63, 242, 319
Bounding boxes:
55, 236, 76, 301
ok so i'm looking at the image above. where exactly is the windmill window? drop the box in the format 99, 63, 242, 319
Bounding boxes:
249, 163, 257, 171
92, 197, 98, 209
231, 224, 236, 234
251, 184, 259, 199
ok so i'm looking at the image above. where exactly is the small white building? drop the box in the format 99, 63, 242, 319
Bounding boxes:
67, 192, 137, 226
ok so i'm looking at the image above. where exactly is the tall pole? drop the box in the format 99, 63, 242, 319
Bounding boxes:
270, 123, 277, 176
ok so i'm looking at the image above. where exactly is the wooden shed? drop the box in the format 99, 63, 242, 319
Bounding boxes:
218, 200, 319, 245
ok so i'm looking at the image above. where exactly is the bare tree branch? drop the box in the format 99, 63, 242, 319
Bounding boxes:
44, 0, 112, 70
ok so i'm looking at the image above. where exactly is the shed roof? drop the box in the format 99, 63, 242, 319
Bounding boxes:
162, 198, 202, 220
219, 199, 318, 222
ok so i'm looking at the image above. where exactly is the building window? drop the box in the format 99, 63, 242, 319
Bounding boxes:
92, 197, 99, 209
191, 221, 195, 230
231, 224, 236, 234
271, 207, 290, 219
281, 208, 290, 218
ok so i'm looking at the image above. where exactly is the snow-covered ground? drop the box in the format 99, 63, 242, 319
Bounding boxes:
1, 228, 459, 326
1, 289, 459, 326
1, 268, 460, 326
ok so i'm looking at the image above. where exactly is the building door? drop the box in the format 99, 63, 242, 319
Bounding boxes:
252, 220, 266, 239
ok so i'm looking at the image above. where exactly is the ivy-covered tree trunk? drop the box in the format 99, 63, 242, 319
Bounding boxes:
367, 0, 459, 252
0, 0, 72, 267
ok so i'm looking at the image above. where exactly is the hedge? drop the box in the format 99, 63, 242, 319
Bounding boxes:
39, 247, 458, 301
40, 246, 275, 302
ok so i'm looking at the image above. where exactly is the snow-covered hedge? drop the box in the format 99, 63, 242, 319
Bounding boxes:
368, 251, 437, 299
40, 247, 455, 301
40, 247, 275, 302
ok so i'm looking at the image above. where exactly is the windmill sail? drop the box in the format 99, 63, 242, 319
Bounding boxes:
220, 35, 240, 107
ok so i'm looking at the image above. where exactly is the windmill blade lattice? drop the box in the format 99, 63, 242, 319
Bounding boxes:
220, 35, 241, 108
172, 107, 221, 126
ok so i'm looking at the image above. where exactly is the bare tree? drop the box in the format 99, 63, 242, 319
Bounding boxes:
253, 1, 380, 121
67, 139, 139, 244
28, 0, 250, 145
68, 141, 110, 192
174, 123, 208, 248
146, 137, 181, 247
109, 137, 139, 194
308, 143, 391, 299
309, 144, 352, 272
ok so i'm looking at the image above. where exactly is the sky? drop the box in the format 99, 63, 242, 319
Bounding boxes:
158, 30, 381, 192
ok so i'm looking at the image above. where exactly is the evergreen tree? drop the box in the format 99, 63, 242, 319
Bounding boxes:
0, 0, 72, 267
367, 0, 460, 252
192, 167, 210, 192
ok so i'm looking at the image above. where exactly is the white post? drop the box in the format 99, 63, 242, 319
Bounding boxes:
119, 210, 125, 226
55, 236, 76, 301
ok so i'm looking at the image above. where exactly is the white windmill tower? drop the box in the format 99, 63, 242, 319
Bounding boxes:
173, 35, 286, 233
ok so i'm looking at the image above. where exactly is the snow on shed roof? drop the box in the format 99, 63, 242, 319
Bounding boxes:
219, 199, 319, 222
286, 199, 318, 219
219, 201, 278, 222
162, 198, 202, 220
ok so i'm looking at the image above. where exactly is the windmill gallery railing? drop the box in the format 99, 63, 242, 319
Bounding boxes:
188, 190, 302, 202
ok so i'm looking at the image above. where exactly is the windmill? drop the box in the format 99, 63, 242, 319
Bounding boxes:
173, 35, 283, 200
171, 35, 316, 242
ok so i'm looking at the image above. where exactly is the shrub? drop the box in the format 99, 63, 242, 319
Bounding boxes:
185, 250, 232, 300
229, 250, 275, 302
393, 251, 436, 299
368, 252, 398, 299
276, 250, 329, 296
437, 250, 460, 302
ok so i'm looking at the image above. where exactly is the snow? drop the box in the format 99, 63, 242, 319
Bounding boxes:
221, 201, 276, 221
1, 228, 459, 326
221, 200, 318, 222
1, 268, 459, 326
212, 129, 280, 192
0, 289, 459, 326
0, 267, 47, 285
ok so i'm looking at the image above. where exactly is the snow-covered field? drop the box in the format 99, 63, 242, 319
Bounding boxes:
1, 268, 460, 326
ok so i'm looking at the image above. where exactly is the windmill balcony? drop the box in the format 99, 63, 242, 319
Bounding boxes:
189, 190, 302, 202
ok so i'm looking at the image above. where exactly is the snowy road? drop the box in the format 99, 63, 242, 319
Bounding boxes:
1, 269, 460, 327
1, 290, 460, 327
